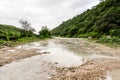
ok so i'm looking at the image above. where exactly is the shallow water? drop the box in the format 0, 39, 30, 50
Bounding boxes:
0, 38, 119, 80
16, 42, 42, 50
0, 55, 55, 80
15, 39, 118, 67
39, 41, 83, 67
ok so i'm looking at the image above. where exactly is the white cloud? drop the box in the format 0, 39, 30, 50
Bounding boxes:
0, 0, 100, 32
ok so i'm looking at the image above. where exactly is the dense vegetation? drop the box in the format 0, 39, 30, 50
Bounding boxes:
51, 0, 120, 37
38, 26, 51, 39
51, 0, 120, 46
0, 24, 24, 40
0, 24, 51, 47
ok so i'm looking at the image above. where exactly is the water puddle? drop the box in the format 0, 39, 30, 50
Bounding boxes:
0, 55, 55, 80
36, 40, 114, 67
1, 39, 119, 80
38, 41, 83, 67
16, 42, 42, 50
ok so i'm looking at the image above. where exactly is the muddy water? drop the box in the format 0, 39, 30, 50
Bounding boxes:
0, 39, 85, 80
0, 38, 119, 80
39, 40, 84, 67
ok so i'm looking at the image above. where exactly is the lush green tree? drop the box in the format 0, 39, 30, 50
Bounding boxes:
38, 26, 51, 38
0, 24, 24, 40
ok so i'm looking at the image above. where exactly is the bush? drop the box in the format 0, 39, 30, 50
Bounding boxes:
89, 32, 101, 39
97, 36, 120, 45
97, 36, 110, 43
109, 29, 120, 37
38, 26, 51, 39
0, 40, 4, 45
77, 34, 89, 38
111, 37, 120, 44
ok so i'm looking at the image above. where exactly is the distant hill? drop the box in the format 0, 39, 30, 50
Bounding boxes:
0, 24, 23, 40
51, 0, 120, 38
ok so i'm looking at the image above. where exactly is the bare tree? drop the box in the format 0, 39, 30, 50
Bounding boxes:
19, 19, 31, 31
19, 19, 35, 32
99, 0, 104, 2
19, 19, 36, 36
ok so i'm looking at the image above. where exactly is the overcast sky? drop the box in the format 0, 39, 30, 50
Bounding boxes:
0, 0, 100, 31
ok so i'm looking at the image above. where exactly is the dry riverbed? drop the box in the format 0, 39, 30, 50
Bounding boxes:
0, 38, 120, 80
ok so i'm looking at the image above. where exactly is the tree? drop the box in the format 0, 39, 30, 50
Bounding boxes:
99, 0, 104, 2
38, 26, 51, 38
19, 19, 35, 36
19, 19, 31, 31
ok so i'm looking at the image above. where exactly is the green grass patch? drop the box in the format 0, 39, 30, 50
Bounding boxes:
97, 36, 120, 47
0, 37, 41, 47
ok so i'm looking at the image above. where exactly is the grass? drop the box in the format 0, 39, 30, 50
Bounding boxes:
0, 36, 53, 48
0, 37, 41, 47
96, 36, 120, 48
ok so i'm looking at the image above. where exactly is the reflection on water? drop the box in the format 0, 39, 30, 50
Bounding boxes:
15, 39, 120, 79
16, 42, 42, 50
35, 40, 116, 67
39, 41, 83, 67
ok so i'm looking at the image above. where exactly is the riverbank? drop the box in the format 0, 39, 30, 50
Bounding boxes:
0, 37, 40, 48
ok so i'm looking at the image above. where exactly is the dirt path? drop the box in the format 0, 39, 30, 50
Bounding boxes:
0, 38, 120, 80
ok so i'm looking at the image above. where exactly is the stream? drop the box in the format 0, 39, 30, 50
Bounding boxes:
0, 38, 119, 80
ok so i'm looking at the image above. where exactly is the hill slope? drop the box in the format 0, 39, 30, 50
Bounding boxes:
0, 24, 23, 40
51, 0, 120, 38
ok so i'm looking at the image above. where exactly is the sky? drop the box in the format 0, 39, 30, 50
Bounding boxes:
0, 0, 100, 32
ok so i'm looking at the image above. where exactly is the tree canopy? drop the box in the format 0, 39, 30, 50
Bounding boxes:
51, 0, 120, 38
38, 26, 51, 38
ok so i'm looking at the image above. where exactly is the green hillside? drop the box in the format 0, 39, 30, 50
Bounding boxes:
51, 0, 120, 38
0, 24, 52, 46
0, 24, 24, 40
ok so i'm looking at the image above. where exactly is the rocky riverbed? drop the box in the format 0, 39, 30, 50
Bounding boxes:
0, 38, 120, 80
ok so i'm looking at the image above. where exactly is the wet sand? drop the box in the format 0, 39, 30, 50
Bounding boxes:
51, 58, 120, 80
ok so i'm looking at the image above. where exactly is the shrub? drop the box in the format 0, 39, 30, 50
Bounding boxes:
97, 36, 120, 45
109, 29, 120, 37
38, 26, 51, 39
0, 40, 4, 45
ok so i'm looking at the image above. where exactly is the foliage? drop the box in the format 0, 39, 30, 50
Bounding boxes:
38, 26, 51, 39
16, 37, 40, 44
0, 40, 4, 45
97, 36, 120, 46
19, 19, 36, 37
51, 0, 120, 39
0, 24, 23, 40
0, 24, 51, 47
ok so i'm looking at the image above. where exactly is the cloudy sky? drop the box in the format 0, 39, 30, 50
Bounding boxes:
0, 0, 100, 31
